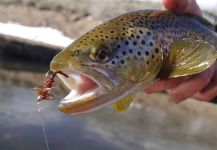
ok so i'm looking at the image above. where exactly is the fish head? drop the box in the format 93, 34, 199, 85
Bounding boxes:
50, 29, 130, 90
50, 16, 163, 115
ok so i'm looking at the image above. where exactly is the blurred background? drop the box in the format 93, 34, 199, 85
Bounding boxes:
0, 0, 217, 150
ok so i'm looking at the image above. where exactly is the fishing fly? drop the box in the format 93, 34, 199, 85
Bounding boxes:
34, 71, 68, 102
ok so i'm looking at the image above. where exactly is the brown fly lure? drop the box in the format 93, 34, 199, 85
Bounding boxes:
35, 71, 68, 102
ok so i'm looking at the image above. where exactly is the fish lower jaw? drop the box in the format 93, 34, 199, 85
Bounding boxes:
58, 86, 106, 114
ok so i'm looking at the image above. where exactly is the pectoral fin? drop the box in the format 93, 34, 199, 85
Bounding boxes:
160, 39, 217, 78
113, 95, 133, 112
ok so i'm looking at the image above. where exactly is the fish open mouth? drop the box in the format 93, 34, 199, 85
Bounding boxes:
58, 69, 98, 95
56, 67, 112, 114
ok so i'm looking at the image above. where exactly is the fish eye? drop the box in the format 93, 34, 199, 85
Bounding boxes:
90, 45, 111, 63
97, 49, 108, 60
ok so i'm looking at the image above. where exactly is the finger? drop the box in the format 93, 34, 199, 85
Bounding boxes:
163, 0, 188, 12
144, 76, 189, 93
163, 0, 202, 16
194, 85, 217, 101
194, 65, 217, 101
168, 68, 214, 103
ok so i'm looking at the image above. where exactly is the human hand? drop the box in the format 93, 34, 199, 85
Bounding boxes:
144, 0, 217, 103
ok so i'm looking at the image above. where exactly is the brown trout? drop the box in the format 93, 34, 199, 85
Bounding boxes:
48, 10, 217, 115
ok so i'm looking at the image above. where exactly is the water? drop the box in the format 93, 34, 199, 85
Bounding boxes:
0, 81, 124, 150
0, 74, 217, 150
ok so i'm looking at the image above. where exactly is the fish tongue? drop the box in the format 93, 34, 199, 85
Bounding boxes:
78, 75, 98, 94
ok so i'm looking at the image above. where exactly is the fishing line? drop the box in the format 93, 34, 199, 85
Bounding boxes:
37, 102, 50, 150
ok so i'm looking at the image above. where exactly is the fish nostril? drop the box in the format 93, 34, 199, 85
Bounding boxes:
50, 61, 68, 71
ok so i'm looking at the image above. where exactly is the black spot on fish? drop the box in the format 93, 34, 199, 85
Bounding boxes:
125, 41, 129, 45
137, 51, 141, 56
155, 20, 160, 24
112, 61, 115, 64
141, 40, 146, 45
139, 30, 143, 34
149, 42, 153, 47
147, 31, 151, 36
133, 41, 137, 46
164, 48, 168, 53
117, 44, 121, 49
121, 60, 125, 64
155, 48, 159, 54
129, 49, 133, 53
122, 51, 127, 55
145, 51, 150, 56
136, 35, 140, 39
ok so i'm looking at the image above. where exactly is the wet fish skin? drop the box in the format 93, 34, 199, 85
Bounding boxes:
49, 10, 217, 115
